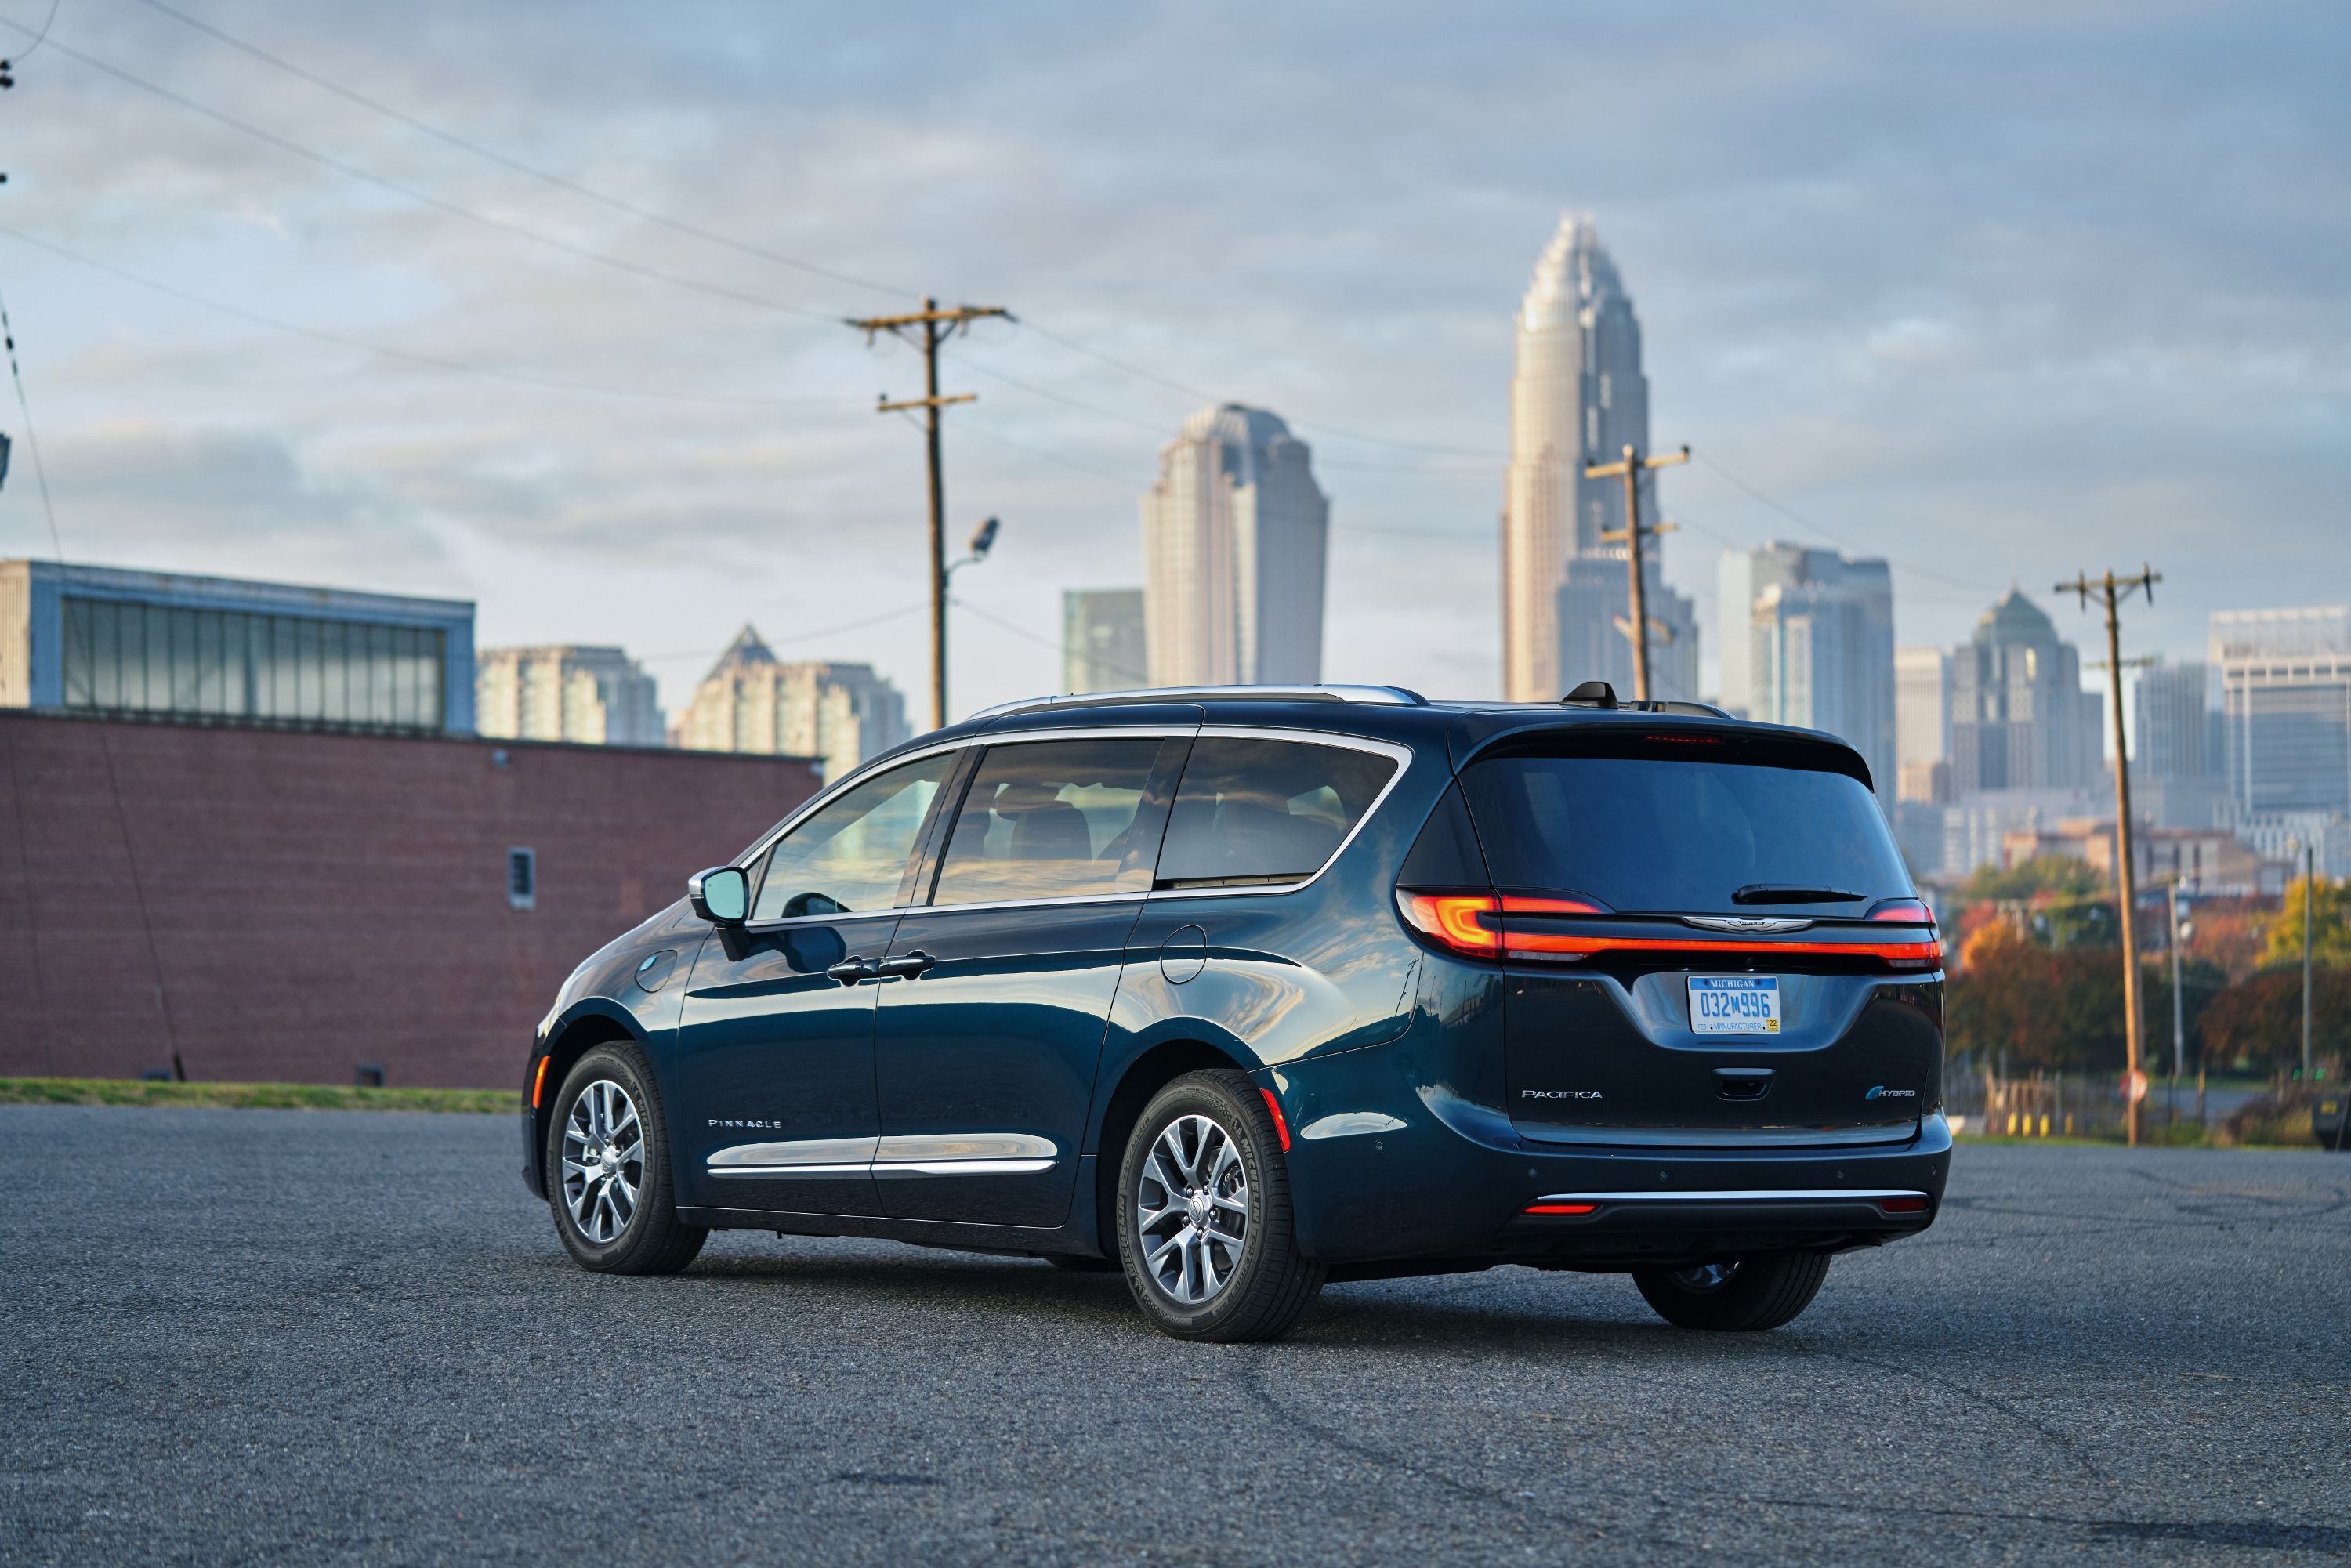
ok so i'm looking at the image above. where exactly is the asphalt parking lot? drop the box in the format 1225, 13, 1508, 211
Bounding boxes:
2, 1107, 2344, 1566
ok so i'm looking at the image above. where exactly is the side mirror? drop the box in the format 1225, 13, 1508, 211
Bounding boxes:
687, 865, 749, 926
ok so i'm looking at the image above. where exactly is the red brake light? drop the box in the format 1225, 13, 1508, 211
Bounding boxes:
1500, 894, 1610, 916
1525, 1202, 1599, 1215
1397, 892, 1502, 954
1867, 899, 1935, 925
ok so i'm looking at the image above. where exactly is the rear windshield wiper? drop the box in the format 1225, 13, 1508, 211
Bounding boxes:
1733, 884, 1866, 904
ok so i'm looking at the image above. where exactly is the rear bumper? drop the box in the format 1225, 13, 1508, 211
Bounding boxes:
1269, 1040, 1951, 1269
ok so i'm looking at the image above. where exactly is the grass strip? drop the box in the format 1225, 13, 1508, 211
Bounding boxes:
0, 1077, 518, 1114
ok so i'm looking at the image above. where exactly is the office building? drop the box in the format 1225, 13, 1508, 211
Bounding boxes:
1139, 404, 1327, 686
1062, 588, 1147, 695
1554, 557, 1700, 704
476, 645, 664, 748
676, 626, 908, 778
1896, 645, 1953, 777
2135, 659, 2215, 780
0, 559, 473, 733
1502, 214, 1695, 701
2212, 607, 2350, 817
1720, 544, 1893, 795
1947, 588, 2103, 794
1750, 573, 1896, 800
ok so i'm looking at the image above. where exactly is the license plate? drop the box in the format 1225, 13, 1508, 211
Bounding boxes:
1688, 975, 1780, 1034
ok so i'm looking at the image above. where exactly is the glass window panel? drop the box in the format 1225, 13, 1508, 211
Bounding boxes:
194, 610, 222, 712
298, 618, 324, 720
422, 630, 445, 727
368, 623, 396, 724
1155, 738, 1396, 888
169, 607, 201, 712
143, 605, 171, 712
63, 598, 92, 707
932, 740, 1161, 906
322, 621, 350, 723
751, 751, 958, 921
92, 599, 121, 709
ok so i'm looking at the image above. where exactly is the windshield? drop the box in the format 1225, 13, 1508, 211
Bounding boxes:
1458, 755, 1911, 914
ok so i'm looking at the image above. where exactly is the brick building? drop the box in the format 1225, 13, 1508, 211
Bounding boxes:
0, 711, 819, 1087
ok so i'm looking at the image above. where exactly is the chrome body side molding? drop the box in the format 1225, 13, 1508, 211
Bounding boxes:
707, 1133, 1059, 1179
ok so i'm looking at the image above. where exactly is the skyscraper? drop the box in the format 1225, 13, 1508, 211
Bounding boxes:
676, 626, 908, 778
2134, 659, 2216, 780
1140, 404, 1327, 686
1500, 213, 1694, 701
1719, 542, 1892, 723
476, 644, 665, 747
1947, 588, 2103, 794
2211, 607, 2350, 817
1895, 646, 1953, 768
1748, 557, 1896, 801
1061, 588, 1147, 694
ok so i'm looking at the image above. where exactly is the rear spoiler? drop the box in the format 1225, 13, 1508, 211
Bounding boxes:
1451, 718, 1873, 793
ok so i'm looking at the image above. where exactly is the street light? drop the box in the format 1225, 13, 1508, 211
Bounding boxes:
945, 516, 999, 588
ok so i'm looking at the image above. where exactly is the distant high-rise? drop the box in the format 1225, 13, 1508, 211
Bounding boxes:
1895, 645, 1953, 770
1140, 404, 1326, 686
476, 645, 664, 747
1062, 588, 1147, 694
2134, 660, 2215, 780
1748, 556, 1896, 801
2211, 607, 2350, 817
1719, 545, 1893, 789
676, 626, 908, 778
1500, 213, 1693, 701
1947, 588, 2103, 794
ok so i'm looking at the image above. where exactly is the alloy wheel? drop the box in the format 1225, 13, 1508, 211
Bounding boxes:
561, 1078, 644, 1244
1672, 1261, 1741, 1292
1134, 1113, 1250, 1305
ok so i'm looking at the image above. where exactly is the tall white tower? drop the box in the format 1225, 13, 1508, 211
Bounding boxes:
1501, 214, 1690, 702
1140, 404, 1328, 686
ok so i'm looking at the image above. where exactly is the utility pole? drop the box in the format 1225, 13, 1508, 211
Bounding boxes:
2168, 878, 2186, 1119
848, 298, 1008, 730
2300, 840, 2315, 1077
2057, 565, 2161, 1146
1585, 443, 1689, 701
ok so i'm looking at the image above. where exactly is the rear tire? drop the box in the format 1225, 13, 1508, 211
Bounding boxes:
1115, 1070, 1323, 1342
1632, 1251, 1830, 1331
545, 1043, 706, 1276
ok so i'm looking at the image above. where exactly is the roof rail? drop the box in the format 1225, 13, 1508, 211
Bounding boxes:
969, 683, 1429, 721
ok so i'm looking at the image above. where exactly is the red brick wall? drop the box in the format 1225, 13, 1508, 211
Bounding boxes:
0, 712, 820, 1087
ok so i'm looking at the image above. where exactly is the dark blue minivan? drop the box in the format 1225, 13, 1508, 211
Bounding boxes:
523, 684, 1948, 1342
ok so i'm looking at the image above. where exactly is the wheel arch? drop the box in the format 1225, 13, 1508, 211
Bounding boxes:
531, 1007, 649, 1196
1086, 1036, 1257, 1256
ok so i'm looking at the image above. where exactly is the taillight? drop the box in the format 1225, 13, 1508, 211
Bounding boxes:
1524, 1201, 1599, 1215
1879, 1196, 1930, 1215
1867, 898, 1935, 925
1397, 891, 1502, 955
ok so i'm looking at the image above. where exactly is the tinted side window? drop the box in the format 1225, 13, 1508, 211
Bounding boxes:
1155, 737, 1397, 888
752, 751, 956, 920
931, 738, 1165, 906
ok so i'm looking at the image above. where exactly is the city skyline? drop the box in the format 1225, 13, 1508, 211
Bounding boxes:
0, 5, 2338, 721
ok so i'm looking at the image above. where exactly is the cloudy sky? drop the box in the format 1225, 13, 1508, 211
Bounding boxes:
0, 0, 2342, 724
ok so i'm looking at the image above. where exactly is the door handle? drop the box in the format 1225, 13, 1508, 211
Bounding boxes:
875, 951, 936, 980
825, 957, 881, 984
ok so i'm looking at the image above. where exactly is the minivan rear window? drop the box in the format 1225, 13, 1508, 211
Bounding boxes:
1155, 737, 1396, 888
1458, 755, 1911, 914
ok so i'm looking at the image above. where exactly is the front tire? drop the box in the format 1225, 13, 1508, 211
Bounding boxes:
545, 1044, 706, 1276
1115, 1070, 1323, 1342
1632, 1251, 1830, 1331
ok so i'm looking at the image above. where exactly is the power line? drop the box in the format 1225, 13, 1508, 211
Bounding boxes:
0, 20, 845, 325
5, 0, 56, 61
0, 223, 870, 410
123, 0, 912, 302
0, 281, 61, 559
629, 599, 933, 665
951, 592, 1150, 688
1691, 452, 1997, 596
